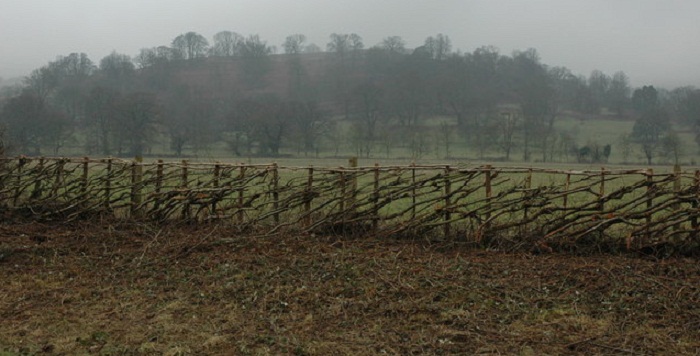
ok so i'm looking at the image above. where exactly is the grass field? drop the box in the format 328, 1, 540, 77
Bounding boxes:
1, 221, 699, 355
51, 113, 700, 169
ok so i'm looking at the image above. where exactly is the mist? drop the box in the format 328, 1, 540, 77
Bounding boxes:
2, 0, 700, 88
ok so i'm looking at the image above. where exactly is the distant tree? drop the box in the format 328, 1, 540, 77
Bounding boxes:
607, 71, 630, 116
660, 131, 683, 165
223, 100, 257, 156
0, 92, 70, 155
172, 32, 209, 60
327, 33, 350, 57
351, 81, 384, 157
509, 48, 554, 161
381, 36, 407, 54
24, 65, 60, 100
630, 85, 670, 164
115, 92, 160, 157
211, 31, 243, 57
239, 35, 273, 87
45, 53, 96, 122
83, 86, 121, 155
383, 55, 430, 127
437, 120, 453, 159
24, 53, 94, 103
56, 53, 96, 78
348, 33, 364, 66
303, 43, 321, 53
255, 99, 290, 155
675, 88, 700, 146
98, 52, 135, 90
326, 33, 364, 118
588, 70, 610, 114
164, 85, 215, 156
282, 34, 310, 98
283, 34, 307, 54
327, 32, 351, 71
134, 46, 176, 68
423, 34, 452, 60
497, 112, 519, 160
290, 101, 328, 157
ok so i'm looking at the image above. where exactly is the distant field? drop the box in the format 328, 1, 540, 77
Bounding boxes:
49, 114, 700, 168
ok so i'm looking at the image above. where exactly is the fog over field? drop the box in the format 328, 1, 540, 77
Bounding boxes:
1, 0, 699, 88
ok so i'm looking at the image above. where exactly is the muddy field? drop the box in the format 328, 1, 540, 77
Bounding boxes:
1, 221, 699, 355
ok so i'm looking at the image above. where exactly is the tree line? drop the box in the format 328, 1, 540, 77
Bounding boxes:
1, 31, 700, 164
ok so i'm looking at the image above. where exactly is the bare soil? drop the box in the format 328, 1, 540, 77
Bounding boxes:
1, 221, 698, 355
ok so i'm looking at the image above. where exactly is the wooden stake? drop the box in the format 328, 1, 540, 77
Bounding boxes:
349, 157, 358, 216
212, 162, 220, 217
373, 163, 380, 232
693, 170, 700, 237
304, 166, 313, 228
181, 160, 189, 220
339, 169, 346, 221
645, 168, 654, 245
673, 164, 681, 232
444, 165, 452, 238
130, 157, 143, 217
563, 173, 570, 209
523, 169, 532, 222
104, 158, 112, 211
599, 167, 606, 212
31, 157, 45, 201
81, 157, 89, 207
272, 163, 279, 224
238, 165, 245, 224
13, 156, 26, 206
153, 159, 163, 213
411, 162, 417, 220
482, 165, 493, 242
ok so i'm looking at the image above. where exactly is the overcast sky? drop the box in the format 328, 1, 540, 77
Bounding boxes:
1, 0, 699, 88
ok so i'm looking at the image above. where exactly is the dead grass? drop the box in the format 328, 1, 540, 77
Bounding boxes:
0, 221, 699, 355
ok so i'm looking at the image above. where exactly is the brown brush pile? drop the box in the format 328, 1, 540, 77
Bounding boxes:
1, 221, 699, 355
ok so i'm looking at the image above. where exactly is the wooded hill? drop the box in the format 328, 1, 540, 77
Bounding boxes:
1, 32, 700, 164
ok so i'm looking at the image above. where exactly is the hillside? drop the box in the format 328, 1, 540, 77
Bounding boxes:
1, 43, 698, 166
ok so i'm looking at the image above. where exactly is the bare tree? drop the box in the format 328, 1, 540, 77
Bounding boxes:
630, 86, 670, 164
660, 132, 683, 165
239, 35, 273, 87
381, 36, 407, 54
587, 70, 610, 114
83, 86, 121, 155
115, 92, 160, 157
283, 34, 309, 98
0, 92, 71, 155
303, 43, 321, 53
290, 101, 328, 157
607, 71, 630, 117
164, 85, 215, 156
327, 33, 350, 65
283, 34, 307, 54
423, 34, 452, 60
497, 112, 519, 160
211, 31, 243, 57
98, 51, 135, 90
172, 32, 209, 60
351, 81, 384, 157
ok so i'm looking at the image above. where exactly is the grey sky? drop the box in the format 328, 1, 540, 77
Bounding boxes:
1, 0, 698, 88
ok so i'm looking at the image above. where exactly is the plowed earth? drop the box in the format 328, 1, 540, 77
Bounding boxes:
1, 221, 699, 355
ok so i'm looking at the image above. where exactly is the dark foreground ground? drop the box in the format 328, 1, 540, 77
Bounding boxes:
0, 221, 699, 355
